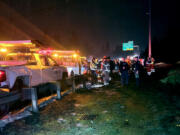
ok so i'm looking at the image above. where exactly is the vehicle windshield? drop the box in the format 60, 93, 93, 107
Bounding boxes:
39, 55, 58, 66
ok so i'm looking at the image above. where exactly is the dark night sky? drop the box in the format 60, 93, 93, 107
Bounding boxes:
0, 0, 179, 56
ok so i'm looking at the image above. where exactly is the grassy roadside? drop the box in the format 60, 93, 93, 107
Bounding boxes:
1, 81, 180, 135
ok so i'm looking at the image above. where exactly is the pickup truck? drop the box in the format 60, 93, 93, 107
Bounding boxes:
0, 52, 68, 115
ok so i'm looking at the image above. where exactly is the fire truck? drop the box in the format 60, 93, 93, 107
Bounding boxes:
38, 49, 86, 76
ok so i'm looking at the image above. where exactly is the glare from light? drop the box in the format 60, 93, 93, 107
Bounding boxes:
53, 53, 58, 57
132, 54, 139, 59
130, 56, 133, 60
23, 43, 32, 45
73, 54, 77, 58
0, 48, 7, 52
67, 67, 73, 76
119, 57, 123, 61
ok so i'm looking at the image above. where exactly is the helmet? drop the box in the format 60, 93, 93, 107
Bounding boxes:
103, 56, 107, 59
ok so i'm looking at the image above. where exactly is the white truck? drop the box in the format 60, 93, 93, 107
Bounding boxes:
38, 50, 86, 76
0, 52, 68, 116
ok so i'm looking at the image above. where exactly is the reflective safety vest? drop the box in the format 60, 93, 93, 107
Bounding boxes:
90, 61, 97, 70
102, 61, 110, 72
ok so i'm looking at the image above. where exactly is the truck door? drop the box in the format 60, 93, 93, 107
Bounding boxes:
22, 54, 42, 86
47, 57, 62, 80
39, 56, 55, 83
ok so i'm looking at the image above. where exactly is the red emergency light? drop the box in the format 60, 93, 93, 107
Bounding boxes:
0, 70, 6, 82
38, 49, 53, 55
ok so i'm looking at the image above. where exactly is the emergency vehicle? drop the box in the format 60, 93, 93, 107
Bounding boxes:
0, 40, 67, 116
38, 49, 86, 76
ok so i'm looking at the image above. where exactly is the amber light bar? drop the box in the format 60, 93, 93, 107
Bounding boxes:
0, 40, 36, 48
0, 40, 32, 44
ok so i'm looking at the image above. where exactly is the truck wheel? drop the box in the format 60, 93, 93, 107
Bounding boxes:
0, 104, 9, 117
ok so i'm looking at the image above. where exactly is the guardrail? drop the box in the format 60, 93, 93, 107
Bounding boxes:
0, 73, 85, 114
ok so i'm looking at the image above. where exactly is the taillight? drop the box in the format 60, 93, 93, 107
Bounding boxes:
0, 70, 6, 82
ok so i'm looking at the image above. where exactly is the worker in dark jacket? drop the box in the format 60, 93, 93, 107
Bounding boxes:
119, 58, 129, 86
107, 56, 115, 80
101, 56, 110, 85
90, 57, 98, 84
132, 57, 141, 86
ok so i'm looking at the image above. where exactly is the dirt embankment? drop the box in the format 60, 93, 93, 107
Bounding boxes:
1, 80, 180, 135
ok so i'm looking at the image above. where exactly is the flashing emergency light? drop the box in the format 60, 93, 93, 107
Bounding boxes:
0, 44, 14, 47
119, 57, 123, 61
0, 48, 7, 52
0, 70, 6, 82
130, 56, 134, 60
23, 43, 32, 45
38, 49, 52, 55
53, 53, 58, 57
73, 54, 78, 58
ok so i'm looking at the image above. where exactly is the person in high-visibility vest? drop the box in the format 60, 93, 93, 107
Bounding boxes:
146, 57, 152, 76
151, 57, 155, 73
101, 56, 110, 85
125, 56, 131, 66
132, 57, 141, 86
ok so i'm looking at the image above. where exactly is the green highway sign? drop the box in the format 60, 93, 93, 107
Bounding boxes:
122, 41, 134, 51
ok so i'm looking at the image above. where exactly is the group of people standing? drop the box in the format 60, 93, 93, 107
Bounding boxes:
83, 55, 147, 87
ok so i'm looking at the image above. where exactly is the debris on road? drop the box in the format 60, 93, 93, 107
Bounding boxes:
71, 112, 76, 116
102, 110, 108, 113
0, 110, 32, 128
76, 83, 104, 90
76, 123, 85, 127
57, 118, 66, 124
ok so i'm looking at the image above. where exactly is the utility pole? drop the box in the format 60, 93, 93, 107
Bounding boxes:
148, 0, 152, 58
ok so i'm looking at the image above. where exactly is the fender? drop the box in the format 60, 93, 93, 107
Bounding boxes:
4, 66, 31, 89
